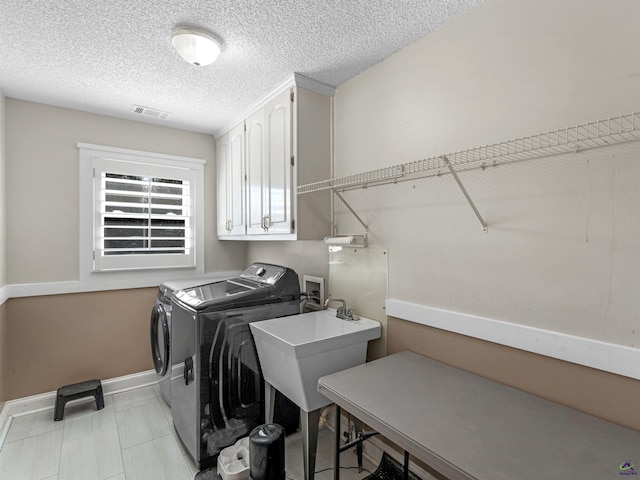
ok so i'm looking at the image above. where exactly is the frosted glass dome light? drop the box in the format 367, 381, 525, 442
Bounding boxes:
172, 27, 221, 67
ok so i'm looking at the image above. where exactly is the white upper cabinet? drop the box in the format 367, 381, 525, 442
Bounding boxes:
216, 122, 245, 237
246, 88, 292, 236
216, 74, 333, 241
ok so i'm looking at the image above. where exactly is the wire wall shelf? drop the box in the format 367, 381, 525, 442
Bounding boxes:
297, 112, 640, 195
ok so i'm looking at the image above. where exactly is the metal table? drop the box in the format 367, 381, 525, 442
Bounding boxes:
317, 351, 640, 480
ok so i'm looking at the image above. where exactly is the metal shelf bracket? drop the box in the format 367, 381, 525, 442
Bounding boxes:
333, 190, 368, 232
442, 156, 488, 233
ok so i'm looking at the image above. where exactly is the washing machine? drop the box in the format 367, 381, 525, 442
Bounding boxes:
170, 263, 301, 470
150, 276, 232, 407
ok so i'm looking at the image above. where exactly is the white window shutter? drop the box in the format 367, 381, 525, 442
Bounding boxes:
79, 144, 204, 273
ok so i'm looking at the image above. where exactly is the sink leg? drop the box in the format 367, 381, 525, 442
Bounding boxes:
301, 408, 322, 480
265, 381, 276, 423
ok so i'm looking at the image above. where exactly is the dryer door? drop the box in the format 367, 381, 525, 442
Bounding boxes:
150, 303, 170, 376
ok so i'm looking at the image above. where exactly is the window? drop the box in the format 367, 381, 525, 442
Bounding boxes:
79, 143, 205, 273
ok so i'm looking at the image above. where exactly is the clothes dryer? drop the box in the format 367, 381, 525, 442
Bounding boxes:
151, 276, 232, 406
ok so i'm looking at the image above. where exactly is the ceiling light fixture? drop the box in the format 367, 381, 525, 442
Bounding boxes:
171, 27, 221, 67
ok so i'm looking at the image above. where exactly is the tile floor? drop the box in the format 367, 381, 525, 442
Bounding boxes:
0, 384, 378, 480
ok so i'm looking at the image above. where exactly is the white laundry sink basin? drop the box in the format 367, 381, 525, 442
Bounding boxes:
250, 309, 381, 412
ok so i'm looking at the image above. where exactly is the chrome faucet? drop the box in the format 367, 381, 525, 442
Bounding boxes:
323, 297, 356, 320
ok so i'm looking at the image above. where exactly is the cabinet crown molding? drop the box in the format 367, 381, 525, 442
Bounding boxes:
215, 72, 335, 138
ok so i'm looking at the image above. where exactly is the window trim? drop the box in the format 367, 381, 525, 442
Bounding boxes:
79, 143, 206, 280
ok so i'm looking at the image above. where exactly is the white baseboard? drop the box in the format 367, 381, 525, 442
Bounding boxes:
0, 369, 158, 451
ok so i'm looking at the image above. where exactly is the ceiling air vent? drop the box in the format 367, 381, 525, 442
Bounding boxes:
130, 105, 173, 120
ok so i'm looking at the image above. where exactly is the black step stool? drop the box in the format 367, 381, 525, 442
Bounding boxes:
54, 379, 104, 421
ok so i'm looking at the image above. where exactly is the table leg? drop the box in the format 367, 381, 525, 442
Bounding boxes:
265, 381, 276, 423
301, 407, 322, 480
404, 450, 409, 480
354, 417, 363, 472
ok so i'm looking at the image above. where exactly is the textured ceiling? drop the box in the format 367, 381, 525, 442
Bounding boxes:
0, 0, 481, 135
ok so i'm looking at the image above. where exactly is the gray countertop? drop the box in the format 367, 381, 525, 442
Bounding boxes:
318, 351, 640, 480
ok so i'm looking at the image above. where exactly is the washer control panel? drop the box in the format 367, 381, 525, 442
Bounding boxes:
240, 263, 287, 285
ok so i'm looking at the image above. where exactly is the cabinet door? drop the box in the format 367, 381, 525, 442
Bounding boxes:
263, 88, 293, 234
217, 124, 246, 237
246, 108, 266, 235
227, 123, 246, 235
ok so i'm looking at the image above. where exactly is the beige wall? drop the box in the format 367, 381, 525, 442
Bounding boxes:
5, 98, 246, 284
6, 288, 156, 400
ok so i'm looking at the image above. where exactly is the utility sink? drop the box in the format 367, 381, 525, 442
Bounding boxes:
250, 308, 381, 412
250, 308, 381, 480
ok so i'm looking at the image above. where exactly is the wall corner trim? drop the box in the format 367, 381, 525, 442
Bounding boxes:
5, 270, 243, 299
386, 298, 640, 381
